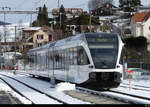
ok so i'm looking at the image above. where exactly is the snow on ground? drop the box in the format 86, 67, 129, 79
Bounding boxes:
0, 71, 90, 104
111, 78, 150, 100
0, 74, 62, 104
0, 70, 150, 104
56, 82, 75, 91
0, 78, 32, 104
1, 59, 150, 104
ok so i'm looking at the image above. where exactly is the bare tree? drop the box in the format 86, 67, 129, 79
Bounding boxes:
17, 19, 23, 41
88, 0, 114, 11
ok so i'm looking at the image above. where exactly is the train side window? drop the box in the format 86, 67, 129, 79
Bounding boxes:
73, 48, 78, 65
62, 50, 65, 70
119, 47, 126, 65
77, 46, 90, 65
69, 48, 74, 65
48, 50, 52, 69
46, 52, 48, 69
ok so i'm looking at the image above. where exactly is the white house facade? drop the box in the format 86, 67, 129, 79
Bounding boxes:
131, 12, 150, 42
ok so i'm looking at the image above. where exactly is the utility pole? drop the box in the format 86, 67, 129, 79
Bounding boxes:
89, 11, 92, 32
0, 6, 11, 45
0, 7, 11, 43
60, 12, 62, 28
0, 6, 11, 70
14, 26, 17, 74
57, 0, 60, 8
50, 46, 56, 88
57, 0, 62, 28
30, 13, 33, 27
0, 6, 11, 24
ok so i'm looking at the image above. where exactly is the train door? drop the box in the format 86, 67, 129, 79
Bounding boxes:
48, 47, 54, 78
46, 49, 50, 77
76, 46, 90, 84
49, 46, 66, 81
37, 52, 41, 71
55, 48, 70, 81
65, 48, 70, 81
34, 52, 38, 72
57, 48, 67, 81
67, 47, 78, 83
54, 47, 63, 79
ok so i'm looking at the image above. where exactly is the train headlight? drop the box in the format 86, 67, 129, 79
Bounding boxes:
89, 72, 96, 79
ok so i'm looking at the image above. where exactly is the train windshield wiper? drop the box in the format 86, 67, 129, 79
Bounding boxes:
100, 61, 107, 66
100, 60, 110, 67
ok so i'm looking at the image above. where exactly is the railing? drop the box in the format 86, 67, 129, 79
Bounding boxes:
124, 61, 150, 80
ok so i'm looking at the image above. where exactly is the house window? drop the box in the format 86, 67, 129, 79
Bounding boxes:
49, 35, 52, 41
43, 30, 48, 32
37, 34, 44, 40
38, 43, 42, 47
25, 32, 30, 38
106, 4, 109, 8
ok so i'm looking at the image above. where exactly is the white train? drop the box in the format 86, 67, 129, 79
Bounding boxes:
27, 33, 125, 89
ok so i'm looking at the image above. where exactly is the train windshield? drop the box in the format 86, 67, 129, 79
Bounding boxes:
86, 34, 118, 69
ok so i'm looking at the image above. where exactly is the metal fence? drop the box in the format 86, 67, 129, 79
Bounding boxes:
124, 61, 150, 80
128, 62, 150, 71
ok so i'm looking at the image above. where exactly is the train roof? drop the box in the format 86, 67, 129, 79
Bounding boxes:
28, 32, 119, 53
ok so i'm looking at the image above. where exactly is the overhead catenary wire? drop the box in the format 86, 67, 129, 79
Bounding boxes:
24, 0, 42, 25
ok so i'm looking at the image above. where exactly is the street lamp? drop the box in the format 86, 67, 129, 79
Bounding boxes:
60, 12, 62, 28
0, 6, 11, 70
89, 10, 92, 32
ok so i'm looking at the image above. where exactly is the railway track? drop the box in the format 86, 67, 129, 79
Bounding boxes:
121, 83, 150, 91
0, 74, 67, 104
76, 86, 150, 104
1, 72, 150, 104
120, 84, 150, 92
0, 91, 23, 104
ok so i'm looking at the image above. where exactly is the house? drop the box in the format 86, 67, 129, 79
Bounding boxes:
20, 26, 54, 52
130, 12, 150, 42
52, 8, 83, 19
21, 27, 41, 51
91, 3, 118, 16
137, 6, 150, 12
33, 26, 53, 47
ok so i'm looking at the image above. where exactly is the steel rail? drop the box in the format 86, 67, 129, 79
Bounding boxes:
76, 86, 150, 104
0, 77, 34, 104
0, 74, 67, 104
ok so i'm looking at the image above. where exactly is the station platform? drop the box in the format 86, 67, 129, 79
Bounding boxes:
0, 91, 22, 104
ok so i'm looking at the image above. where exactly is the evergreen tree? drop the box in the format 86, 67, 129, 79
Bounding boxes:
42, 4, 49, 25
57, 5, 67, 32
88, 0, 114, 11
32, 4, 49, 27
77, 14, 89, 25
59, 5, 67, 24
37, 7, 42, 26
119, 0, 141, 12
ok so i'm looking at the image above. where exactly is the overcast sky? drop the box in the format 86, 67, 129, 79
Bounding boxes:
0, 0, 149, 24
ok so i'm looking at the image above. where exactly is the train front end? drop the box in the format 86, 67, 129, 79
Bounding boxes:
80, 33, 124, 89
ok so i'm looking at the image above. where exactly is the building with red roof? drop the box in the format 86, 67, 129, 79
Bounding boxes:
131, 12, 150, 42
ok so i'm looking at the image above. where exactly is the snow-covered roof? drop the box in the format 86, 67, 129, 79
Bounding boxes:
23, 27, 41, 31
